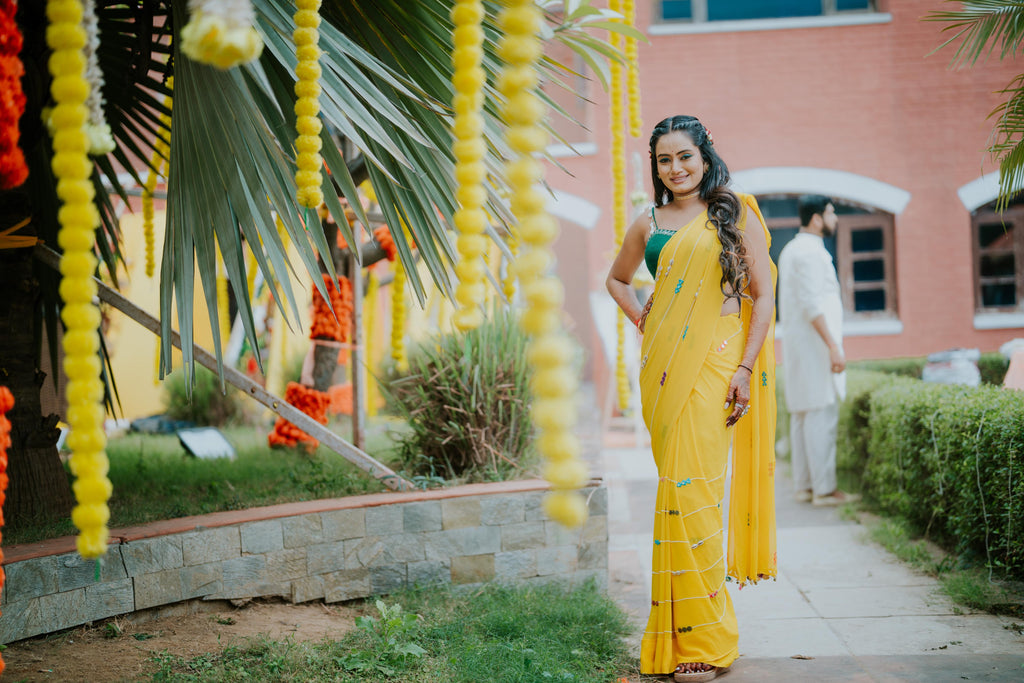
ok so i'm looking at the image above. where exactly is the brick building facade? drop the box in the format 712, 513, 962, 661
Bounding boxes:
544, 0, 1024, 387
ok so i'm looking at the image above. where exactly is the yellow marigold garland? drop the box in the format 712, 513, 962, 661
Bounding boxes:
623, 0, 641, 138
502, 223, 518, 301
608, 0, 630, 415
498, 0, 588, 528
47, 0, 111, 560
391, 256, 408, 373
450, 0, 488, 331
181, 0, 263, 70
293, 0, 323, 209
142, 81, 173, 278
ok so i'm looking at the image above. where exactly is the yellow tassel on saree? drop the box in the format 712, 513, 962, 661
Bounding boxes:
639, 194, 777, 675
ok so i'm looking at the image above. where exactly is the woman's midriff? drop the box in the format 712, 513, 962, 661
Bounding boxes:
719, 297, 740, 316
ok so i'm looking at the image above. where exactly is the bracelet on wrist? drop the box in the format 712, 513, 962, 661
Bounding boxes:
738, 363, 753, 373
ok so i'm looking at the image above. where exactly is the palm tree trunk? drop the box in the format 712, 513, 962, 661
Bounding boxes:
0, 201, 73, 530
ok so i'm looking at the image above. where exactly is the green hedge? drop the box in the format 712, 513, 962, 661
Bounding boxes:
840, 370, 1024, 577
848, 352, 1009, 385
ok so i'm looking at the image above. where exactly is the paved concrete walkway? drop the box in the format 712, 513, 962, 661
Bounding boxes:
601, 430, 1024, 682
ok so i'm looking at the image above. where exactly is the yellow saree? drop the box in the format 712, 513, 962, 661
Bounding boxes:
639, 193, 777, 674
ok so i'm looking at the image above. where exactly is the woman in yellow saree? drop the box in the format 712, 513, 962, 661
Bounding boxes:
606, 116, 777, 682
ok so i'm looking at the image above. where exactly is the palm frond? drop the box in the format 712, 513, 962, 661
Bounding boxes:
927, 0, 1024, 66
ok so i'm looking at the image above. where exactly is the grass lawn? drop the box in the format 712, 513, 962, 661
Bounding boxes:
145, 580, 634, 682
6, 416, 409, 546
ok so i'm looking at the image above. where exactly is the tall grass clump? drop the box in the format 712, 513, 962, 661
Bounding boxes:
162, 365, 244, 426
383, 312, 533, 481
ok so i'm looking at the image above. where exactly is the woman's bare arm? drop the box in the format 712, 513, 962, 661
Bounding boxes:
605, 213, 650, 325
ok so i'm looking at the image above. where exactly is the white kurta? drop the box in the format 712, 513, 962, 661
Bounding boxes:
778, 232, 845, 413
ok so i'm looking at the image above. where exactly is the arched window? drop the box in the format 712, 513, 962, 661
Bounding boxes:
758, 194, 897, 320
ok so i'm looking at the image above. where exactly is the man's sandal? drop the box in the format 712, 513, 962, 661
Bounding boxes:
673, 664, 729, 682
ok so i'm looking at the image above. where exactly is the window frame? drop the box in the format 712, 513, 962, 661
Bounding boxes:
761, 196, 898, 322
834, 212, 898, 319
971, 206, 1024, 314
657, 0, 876, 25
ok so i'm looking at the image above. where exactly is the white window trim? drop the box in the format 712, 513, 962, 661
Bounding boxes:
547, 189, 600, 230
957, 171, 1024, 212
973, 312, 1024, 330
774, 317, 903, 341
546, 142, 598, 159
732, 167, 911, 215
650, 12, 892, 36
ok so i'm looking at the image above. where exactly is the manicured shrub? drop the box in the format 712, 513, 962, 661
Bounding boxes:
162, 365, 243, 426
836, 370, 895, 473
978, 351, 1010, 386
848, 357, 926, 379
862, 379, 1024, 577
382, 312, 535, 481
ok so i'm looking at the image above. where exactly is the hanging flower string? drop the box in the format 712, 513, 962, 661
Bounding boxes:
0, 386, 11, 677
181, 0, 263, 70
293, 0, 324, 208
450, 0, 488, 331
143, 80, 173, 278
0, 0, 27, 190
623, 0, 641, 138
81, 0, 113, 154
498, 0, 588, 528
310, 273, 353, 344
47, 0, 111, 560
608, 0, 630, 414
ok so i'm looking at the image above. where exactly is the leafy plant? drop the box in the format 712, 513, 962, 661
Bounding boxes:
337, 600, 427, 677
162, 365, 243, 427
382, 312, 534, 481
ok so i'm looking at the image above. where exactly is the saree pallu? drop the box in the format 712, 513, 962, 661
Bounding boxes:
639, 194, 777, 675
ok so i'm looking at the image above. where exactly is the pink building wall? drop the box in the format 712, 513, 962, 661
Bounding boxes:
546, 0, 1024, 390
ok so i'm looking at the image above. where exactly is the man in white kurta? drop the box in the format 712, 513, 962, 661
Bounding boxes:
778, 195, 855, 506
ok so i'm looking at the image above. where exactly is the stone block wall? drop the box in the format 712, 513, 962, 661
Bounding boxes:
0, 480, 607, 644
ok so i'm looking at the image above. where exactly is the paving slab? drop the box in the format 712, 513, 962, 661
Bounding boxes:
726, 654, 1024, 682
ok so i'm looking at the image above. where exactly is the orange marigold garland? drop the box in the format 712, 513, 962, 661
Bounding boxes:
0, 386, 9, 676
309, 273, 353, 343
373, 225, 397, 261
0, 0, 28, 190
267, 381, 329, 451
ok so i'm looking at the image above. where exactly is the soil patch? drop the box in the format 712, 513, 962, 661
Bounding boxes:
2, 599, 359, 682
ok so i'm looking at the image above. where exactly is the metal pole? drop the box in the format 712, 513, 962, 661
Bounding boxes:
349, 251, 366, 451
35, 244, 411, 492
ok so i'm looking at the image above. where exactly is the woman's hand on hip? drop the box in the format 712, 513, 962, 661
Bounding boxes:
725, 367, 752, 427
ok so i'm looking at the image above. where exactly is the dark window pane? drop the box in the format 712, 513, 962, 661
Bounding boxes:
708, 0, 820, 21
759, 197, 800, 220
981, 283, 1017, 307
851, 227, 883, 252
662, 0, 692, 19
980, 252, 1017, 278
853, 258, 885, 282
978, 222, 1013, 249
836, 0, 870, 10
768, 227, 799, 270
854, 289, 886, 311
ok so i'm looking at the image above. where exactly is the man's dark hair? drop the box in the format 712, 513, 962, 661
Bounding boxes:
798, 195, 833, 227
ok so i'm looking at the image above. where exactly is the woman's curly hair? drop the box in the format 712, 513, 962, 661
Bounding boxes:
650, 115, 749, 299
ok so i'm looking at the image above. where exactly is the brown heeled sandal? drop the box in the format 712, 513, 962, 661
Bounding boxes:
672, 664, 729, 682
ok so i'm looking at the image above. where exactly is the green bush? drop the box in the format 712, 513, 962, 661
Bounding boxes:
848, 357, 926, 379
836, 370, 897, 473
162, 365, 243, 426
849, 352, 1009, 385
382, 312, 535, 481
978, 352, 1010, 385
862, 379, 1024, 577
